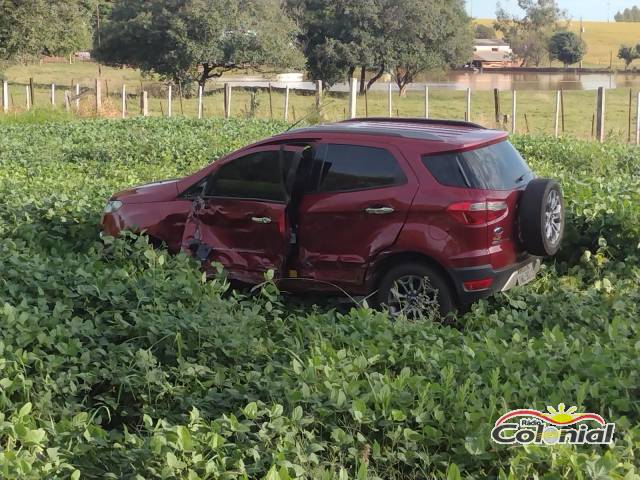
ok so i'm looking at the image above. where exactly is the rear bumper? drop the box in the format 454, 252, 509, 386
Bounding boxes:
449, 256, 541, 305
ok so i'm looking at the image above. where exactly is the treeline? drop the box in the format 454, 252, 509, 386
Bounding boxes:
1, 0, 593, 91
615, 6, 640, 21
0, 0, 472, 95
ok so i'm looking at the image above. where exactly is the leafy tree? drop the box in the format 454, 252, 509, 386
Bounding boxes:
385, 0, 472, 96
617, 45, 640, 70
288, 0, 386, 93
291, 0, 471, 95
0, 0, 92, 62
94, 0, 304, 87
474, 24, 497, 39
614, 6, 640, 21
548, 31, 586, 67
495, 0, 567, 66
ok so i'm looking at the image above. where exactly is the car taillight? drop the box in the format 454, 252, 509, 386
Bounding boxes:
463, 278, 494, 291
446, 201, 508, 225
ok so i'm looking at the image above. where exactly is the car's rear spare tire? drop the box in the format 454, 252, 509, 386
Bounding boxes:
519, 178, 564, 256
376, 263, 454, 321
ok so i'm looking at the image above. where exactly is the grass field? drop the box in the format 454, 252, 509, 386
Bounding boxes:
1, 116, 639, 478
476, 19, 640, 69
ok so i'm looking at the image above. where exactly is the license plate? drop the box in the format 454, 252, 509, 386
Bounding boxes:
516, 261, 537, 286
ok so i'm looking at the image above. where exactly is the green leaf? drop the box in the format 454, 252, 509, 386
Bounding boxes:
263, 465, 279, 480
447, 463, 462, 480
18, 402, 32, 418
176, 425, 193, 451
291, 405, 303, 422
244, 402, 258, 419
391, 409, 406, 422
23, 428, 46, 445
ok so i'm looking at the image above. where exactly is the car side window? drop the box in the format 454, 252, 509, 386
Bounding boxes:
315, 144, 406, 193
206, 150, 292, 202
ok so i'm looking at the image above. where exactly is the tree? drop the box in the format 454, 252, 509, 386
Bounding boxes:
495, 0, 567, 66
474, 24, 497, 39
384, 0, 472, 96
0, 0, 93, 62
617, 45, 640, 70
94, 0, 304, 87
614, 6, 640, 21
288, 0, 386, 93
548, 31, 586, 67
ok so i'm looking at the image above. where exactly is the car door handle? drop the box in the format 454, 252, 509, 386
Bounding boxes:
365, 206, 395, 215
251, 216, 272, 224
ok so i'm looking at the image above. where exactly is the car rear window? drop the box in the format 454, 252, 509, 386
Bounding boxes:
422, 141, 532, 190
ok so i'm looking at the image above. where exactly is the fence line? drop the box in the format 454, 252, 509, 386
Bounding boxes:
2, 76, 640, 142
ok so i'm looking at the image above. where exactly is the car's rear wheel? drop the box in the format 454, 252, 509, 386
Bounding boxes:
376, 263, 454, 321
519, 178, 565, 257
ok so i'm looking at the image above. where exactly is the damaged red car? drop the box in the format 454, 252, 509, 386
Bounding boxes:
102, 118, 564, 317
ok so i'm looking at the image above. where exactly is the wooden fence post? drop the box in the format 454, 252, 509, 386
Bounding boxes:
554, 90, 561, 138
2, 80, 8, 113
284, 85, 290, 121
121, 84, 126, 118
315, 80, 323, 108
224, 83, 231, 119
26, 86, 31, 110
198, 85, 203, 119
29, 78, 34, 106
167, 84, 172, 118
627, 88, 632, 143
465, 87, 471, 122
424, 85, 429, 118
636, 92, 640, 145
268, 83, 273, 119
596, 86, 605, 143
75, 83, 80, 110
511, 90, 517, 134
349, 78, 358, 119
364, 88, 369, 116
493, 88, 500, 124
560, 89, 565, 133
51, 83, 55, 106
387, 83, 392, 117
95, 78, 102, 113
64, 91, 70, 111
141, 91, 148, 116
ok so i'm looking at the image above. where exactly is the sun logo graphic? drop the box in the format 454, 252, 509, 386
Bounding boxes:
491, 403, 615, 445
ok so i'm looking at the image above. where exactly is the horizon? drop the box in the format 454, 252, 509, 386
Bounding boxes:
468, 0, 640, 22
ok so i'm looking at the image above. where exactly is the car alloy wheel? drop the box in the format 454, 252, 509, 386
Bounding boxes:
387, 274, 440, 321
544, 189, 562, 247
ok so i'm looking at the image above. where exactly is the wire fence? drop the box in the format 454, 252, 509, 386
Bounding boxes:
2, 77, 639, 142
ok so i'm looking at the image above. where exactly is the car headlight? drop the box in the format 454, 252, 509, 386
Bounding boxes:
104, 200, 123, 214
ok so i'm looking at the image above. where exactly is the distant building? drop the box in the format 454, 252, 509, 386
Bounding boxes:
472, 39, 515, 69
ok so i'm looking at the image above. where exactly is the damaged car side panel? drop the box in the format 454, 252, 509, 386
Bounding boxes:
180, 197, 289, 284
102, 200, 193, 252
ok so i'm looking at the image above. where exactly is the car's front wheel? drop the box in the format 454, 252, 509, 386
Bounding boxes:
376, 263, 454, 321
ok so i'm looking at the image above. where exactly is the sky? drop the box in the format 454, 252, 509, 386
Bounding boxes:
468, 0, 640, 21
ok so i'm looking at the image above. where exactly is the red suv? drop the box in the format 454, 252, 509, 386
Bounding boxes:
102, 118, 564, 318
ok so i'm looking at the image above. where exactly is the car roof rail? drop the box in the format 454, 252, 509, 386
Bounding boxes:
340, 117, 487, 130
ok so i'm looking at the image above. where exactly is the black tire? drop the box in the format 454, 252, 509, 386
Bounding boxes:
376, 263, 454, 320
519, 178, 564, 257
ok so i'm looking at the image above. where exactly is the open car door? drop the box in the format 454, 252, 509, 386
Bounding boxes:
181, 145, 304, 284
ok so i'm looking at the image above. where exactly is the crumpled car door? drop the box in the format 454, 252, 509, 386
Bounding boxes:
180, 146, 303, 284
